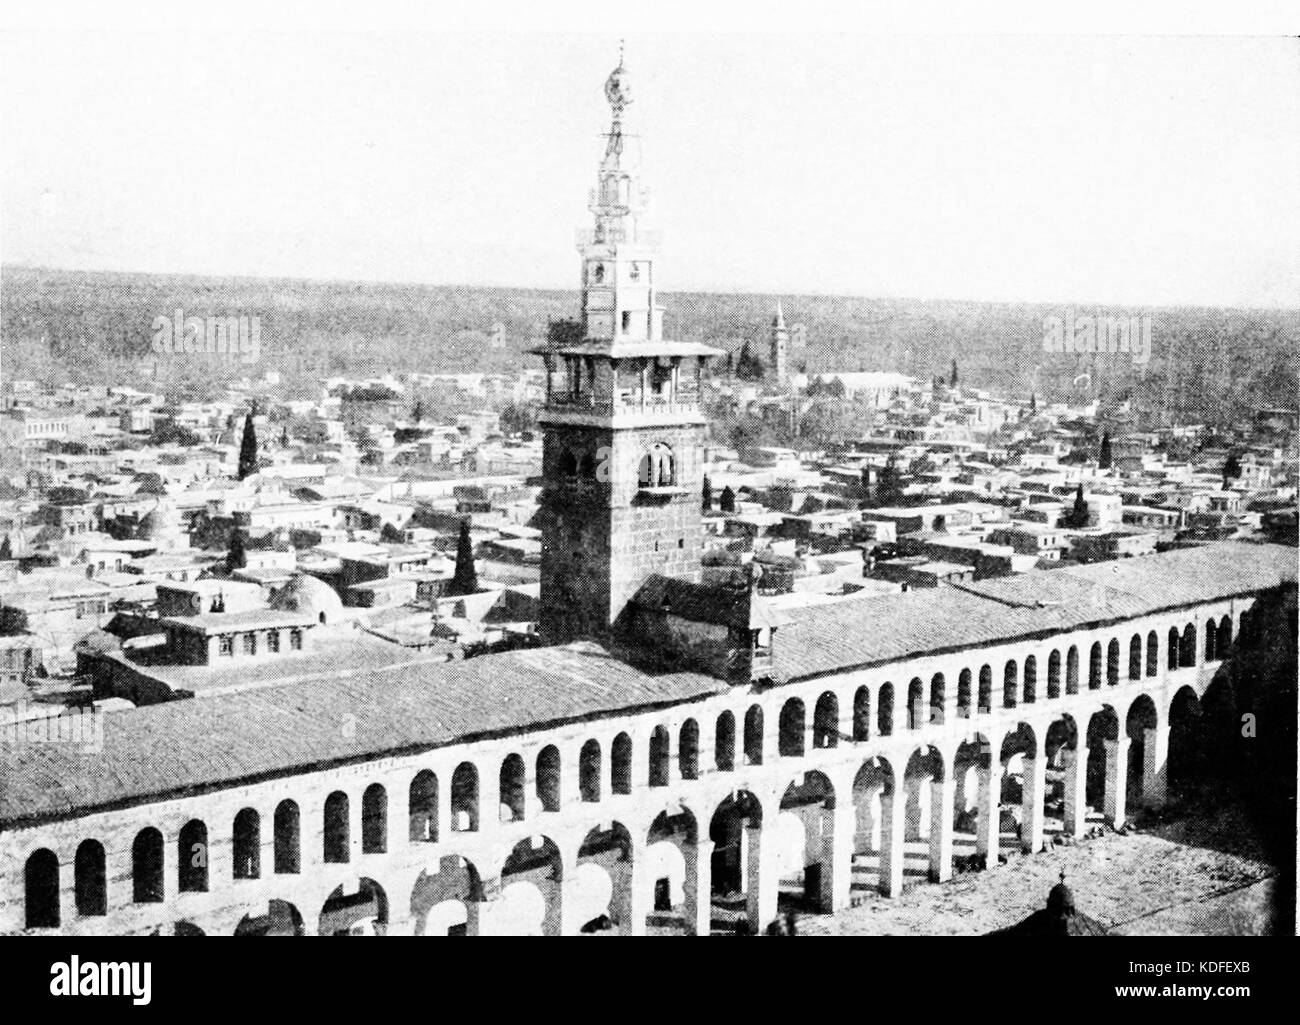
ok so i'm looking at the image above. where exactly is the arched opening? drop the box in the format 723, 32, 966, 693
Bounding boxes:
679, 719, 700, 778
1047, 650, 1061, 699
813, 693, 839, 748
178, 819, 208, 892
1088, 642, 1103, 690
1146, 631, 1159, 676
1084, 708, 1119, 812
957, 669, 972, 718
999, 723, 1040, 856
537, 745, 562, 811
977, 665, 992, 713
1106, 638, 1120, 686
1218, 615, 1233, 655
580, 739, 602, 801
709, 790, 765, 928
853, 686, 871, 739
235, 899, 304, 936
74, 839, 106, 917
779, 698, 806, 756
361, 785, 386, 854
643, 812, 696, 934
407, 771, 437, 843
906, 678, 925, 730
499, 753, 526, 822
778, 770, 839, 911
132, 827, 164, 903
878, 682, 894, 736
411, 856, 484, 936
715, 712, 736, 770
1180, 624, 1197, 668
1003, 660, 1018, 708
451, 762, 479, 831
611, 733, 633, 794
1126, 694, 1159, 811
500, 836, 564, 936
233, 807, 262, 878
274, 799, 301, 872
1066, 646, 1079, 695
1204, 618, 1217, 661
323, 791, 350, 862
1044, 715, 1080, 837
1167, 686, 1200, 799
1129, 634, 1142, 681
319, 878, 388, 936
902, 746, 947, 880
637, 443, 675, 487
649, 727, 671, 787
1167, 626, 1180, 670
25, 849, 59, 928
744, 705, 764, 764
1023, 657, 1037, 704
851, 756, 899, 895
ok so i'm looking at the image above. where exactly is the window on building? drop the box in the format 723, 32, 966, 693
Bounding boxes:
289, 629, 303, 651
243, 633, 257, 656
267, 630, 280, 654
219, 635, 234, 657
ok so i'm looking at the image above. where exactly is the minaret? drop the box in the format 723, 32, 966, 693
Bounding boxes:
532, 50, 723, 646
769, 300, 789, 384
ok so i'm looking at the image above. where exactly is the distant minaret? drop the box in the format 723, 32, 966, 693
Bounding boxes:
769, 300, 789, 384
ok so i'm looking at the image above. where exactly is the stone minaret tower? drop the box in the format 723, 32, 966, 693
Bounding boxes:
533, 51, 722, 646
769, 300, 789, 384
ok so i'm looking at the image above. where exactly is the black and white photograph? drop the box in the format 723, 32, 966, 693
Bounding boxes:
0, 0, 1296, 1001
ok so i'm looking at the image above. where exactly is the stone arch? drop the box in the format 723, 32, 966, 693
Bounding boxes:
235, 899, 304, 936
319, 877, 388, 936
779, 697, 806, 756
679, 719, 700, 778
361, 784, 386, 854
645, 810, 699, 931
497, 753, 525, 823
274, 799, 301, 872
233, 807, 263, 877
1023, 656, 1037, 704
1066, 645, 1079, 695
1125, 693, 1160, 809
407, 771, 438, 843
957, 669, 972, 718
637, 442, 675, 487
611, 732, 633, 794
1146, 630, 1159, 676
877, 682, 894, 736
930, 673, 946, 723
907, 677, 925, 730
178, 818, 208, 892
708, 789, 767, 930
1047, 650, 1061, 699
1107, 637, 1121, 686
1129, 634, 1142, 681
1167, 626, 1180, 670
411, 855, 485, 936
580, 739, 602, 801
537, 744, 562, 811
715, 711, 736, 771
977, 665, 992, 713
499, 835, 565, 936
24, 848, 59, 929
1088, 641, 1103, 690
853, 685, 871, 740
1217, 615, 1233, 655
1084, 706, 1121, 811
451, 761, 479, 831
851, 754, 902, 895
133, 826, 164, 903
778, 769, 839, 909
812, 692, 839, 748
744, 704, 764, 764
649, 726, 671, 786
1003, 660, 1019, 708
1180, 623, 1197, 668
577, 821, 635, 933
74, 839, 106, 917
323, 791, 350, 862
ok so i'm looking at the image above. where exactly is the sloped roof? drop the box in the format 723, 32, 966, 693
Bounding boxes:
0, 642, 725, 827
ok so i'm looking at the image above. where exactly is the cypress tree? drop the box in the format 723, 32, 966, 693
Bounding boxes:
237, 408, 259, 480
449, 519, 478, 596
1098, 431, 1113, 470
0, 535, 12, 560
719, 485, 736, 513
1067, 483, 1089, 528
701, 474, 713, 512
950, 359, 958, 388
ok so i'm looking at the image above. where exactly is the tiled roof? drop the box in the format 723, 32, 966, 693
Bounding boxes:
0, 642, 725, 827
772, 542, 1294, 682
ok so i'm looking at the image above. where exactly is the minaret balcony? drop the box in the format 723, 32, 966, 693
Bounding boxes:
545, 390, 701, 419
576, 227, 661, 249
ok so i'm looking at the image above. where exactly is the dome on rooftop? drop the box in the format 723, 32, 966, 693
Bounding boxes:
270, 573, 344, 624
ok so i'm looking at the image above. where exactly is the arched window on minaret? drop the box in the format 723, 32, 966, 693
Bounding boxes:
638, 443, 675, 487
559, 450, 578, 479
593, 264, 604, 284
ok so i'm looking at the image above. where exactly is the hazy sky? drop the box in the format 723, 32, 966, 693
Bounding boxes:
2, 30, 1297, 306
